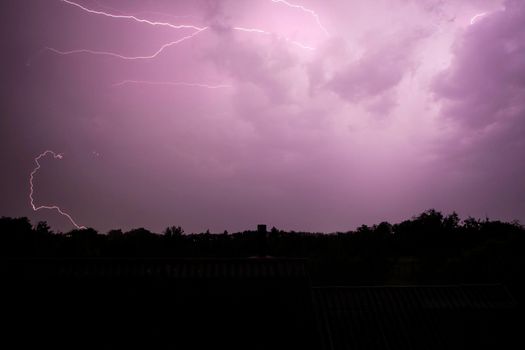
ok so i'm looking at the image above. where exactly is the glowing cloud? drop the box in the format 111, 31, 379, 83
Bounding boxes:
7, 0, 521, 234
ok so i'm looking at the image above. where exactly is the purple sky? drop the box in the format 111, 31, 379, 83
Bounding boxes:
1, 0, 524, 233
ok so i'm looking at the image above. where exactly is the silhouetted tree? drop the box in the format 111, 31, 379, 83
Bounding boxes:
35, 221, 52, 235
107, 229, 123, 238
464, 217, 481, 230
0, 216, 32, 234
0, 210, 524, 289
126, 228, 154, 237
164, 226, 184, 237
443, 212, 460, 230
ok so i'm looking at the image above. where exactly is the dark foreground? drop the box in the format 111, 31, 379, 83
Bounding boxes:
1, 258, 521, 350
1, 211, 524, 349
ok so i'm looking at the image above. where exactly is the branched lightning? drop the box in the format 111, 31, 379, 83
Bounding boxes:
45, 28, 208, 60
29, 150, 86, 230
33, 1, 320, 228
48, 0, 315, 61
269, 0, 329, 36
113, 80, 232, 89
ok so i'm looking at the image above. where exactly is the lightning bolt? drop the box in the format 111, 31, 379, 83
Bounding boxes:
29, 150, 86, 230
60, 0, 205, 31
113, 80, 233, 89
47, 0, 315, 61
92, 0, 200, 22
233, 27, 316, 50
47, 0, 209, 60
269, 0, 329, 36
470, 12, 488, 25
31, 1, 323, 229
45, 28, 208, 60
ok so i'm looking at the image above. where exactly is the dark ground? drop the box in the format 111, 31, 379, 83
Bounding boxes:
1, 210, 524, 349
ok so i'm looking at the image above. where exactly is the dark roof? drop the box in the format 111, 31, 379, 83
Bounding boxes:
2, 257, 308, 280
313, 285, 519, 350
2, 258, 318, 350
314, 285, 517, 311
2, 258, 521, 350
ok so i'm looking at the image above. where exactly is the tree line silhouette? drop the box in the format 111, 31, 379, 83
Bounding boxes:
1, 209, 524, 292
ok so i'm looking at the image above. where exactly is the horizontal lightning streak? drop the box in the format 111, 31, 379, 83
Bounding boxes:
35, 1, 321, 230
233, 27, 315, 50
61, 0, 205, 31
51, 0, 316, 61
30, 151, 86, 230
113, 80, 232, 89
233, 27, 270, 34
36, 1, 320, 229
289, 40, 316, 51
92, 0, 200, 21
46, 28, 207, 60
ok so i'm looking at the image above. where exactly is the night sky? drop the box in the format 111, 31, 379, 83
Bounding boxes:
1, 0, 524, 233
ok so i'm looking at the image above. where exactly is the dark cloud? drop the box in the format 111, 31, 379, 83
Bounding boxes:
430, 0, 525, 220
433, 2, 525, 128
